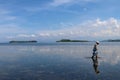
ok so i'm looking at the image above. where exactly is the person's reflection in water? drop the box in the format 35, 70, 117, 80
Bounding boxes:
92, 57, 100, 74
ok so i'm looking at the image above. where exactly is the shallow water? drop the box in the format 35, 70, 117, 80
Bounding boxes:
0, 42, 120, 80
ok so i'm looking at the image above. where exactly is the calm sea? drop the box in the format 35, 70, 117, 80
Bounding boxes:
0, 42, 120, 80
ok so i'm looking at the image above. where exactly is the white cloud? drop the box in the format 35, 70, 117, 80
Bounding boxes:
0, 8, 16, 21
24, 0, 73, 12
24, 0, 96, 13
39, 33, 51, 37
89, 18, 120, 37
17, 34, 36, 38
49, 0, 74, 7
0, 24, 25, 34
0, 9, 10, 15
49, 0, 97, 7
4, 17, 120, 41
36, 17, 120, 39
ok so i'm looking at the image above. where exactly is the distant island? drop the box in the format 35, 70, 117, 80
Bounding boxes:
57, 39, 120, 42
102, 39, 120, 42
56, 39, 89, 42
9, 40, 37, 43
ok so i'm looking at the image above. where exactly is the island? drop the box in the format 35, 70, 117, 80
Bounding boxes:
9, 40, 37, 43
102, 39, 120, 42
56, 39, 89, 42
56, 39, 120, 42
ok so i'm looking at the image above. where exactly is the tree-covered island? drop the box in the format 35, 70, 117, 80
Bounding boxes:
9, 40, 37, 43
56, 39, 89, 42
102, 39, 120, 42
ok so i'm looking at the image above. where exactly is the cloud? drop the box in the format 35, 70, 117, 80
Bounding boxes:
49, 0, 97, 7
0, 24, 25, 34
49, 0, 74, 7
4, 17, 120, 41
17, 34, 36, 38
0, 9, 10, 15
0, 23, 27, 41
25, 0, 75, 12
36, 17, 120, 39
24, 0, 96, 13
89, 18, 120, 37
0, 8, 16, 21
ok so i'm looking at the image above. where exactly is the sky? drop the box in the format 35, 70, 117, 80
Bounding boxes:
0, 0, 120, 42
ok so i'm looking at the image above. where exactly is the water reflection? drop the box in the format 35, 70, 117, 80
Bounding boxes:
92, 57, 100, 74
100, 45, 120, 65
0, 42, 120, 80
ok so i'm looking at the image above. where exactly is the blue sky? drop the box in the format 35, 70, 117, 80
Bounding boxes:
0, 0, 120, 42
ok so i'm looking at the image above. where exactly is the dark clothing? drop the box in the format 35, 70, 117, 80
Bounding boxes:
92, 44, 98, 57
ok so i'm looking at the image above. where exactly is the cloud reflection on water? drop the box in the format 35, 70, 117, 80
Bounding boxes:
0, 43, 119, 79
0, 43, 120, 65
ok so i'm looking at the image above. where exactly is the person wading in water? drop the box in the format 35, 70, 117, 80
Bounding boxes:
92, 41, 99, 58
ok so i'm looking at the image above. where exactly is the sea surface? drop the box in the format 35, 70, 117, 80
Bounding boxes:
0, 42, 120, 80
